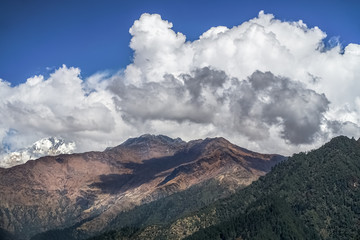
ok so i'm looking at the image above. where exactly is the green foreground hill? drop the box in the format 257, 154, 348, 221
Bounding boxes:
92, 136, 360, 239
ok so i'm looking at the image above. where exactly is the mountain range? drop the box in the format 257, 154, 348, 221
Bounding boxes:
0, 134, 284, 240
92, 136, 360, 240
2, 135, 359, 240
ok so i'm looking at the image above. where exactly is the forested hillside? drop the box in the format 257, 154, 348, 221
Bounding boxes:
186, 136, 360, 239
92, 136, 360, 239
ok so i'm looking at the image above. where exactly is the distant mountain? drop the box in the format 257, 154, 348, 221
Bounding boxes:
0, 134, 283, 240
115, 136, 360, 240
0, 137, 76, 168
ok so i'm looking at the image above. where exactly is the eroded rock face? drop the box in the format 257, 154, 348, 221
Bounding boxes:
0, 135, 284, 239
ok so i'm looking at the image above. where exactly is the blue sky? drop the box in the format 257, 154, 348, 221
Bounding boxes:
1, 0, 360, 165
1, 0, 359, 85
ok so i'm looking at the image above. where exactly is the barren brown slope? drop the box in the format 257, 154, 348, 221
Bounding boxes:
0, 135, 284, 240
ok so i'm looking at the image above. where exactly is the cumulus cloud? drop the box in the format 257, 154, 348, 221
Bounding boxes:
111, 67, 227, 124
0, 65, 136, 155
112, 67, 331, 144
238, 71, 330, 144
125, 12, 360, 107
119, 11, 360, 150
1, 11, 360, 166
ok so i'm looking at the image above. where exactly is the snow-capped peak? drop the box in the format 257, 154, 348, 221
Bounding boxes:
0, 137, 76, 168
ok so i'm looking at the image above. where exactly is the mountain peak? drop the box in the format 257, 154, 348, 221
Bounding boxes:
204, 136, 230, 145
120, 134, 184, 147
323, 135, 358, 149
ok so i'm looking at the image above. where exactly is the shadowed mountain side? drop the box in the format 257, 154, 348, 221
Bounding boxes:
32, 178, 240, 240
0, 228, 17, 240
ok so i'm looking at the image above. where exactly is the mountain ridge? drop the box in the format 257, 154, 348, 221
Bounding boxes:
0, 134, 284, 240
117, 135, 360, 240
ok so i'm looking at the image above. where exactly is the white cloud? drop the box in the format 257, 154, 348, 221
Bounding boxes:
120, 11, 360, 150
124, 11, 359, 111
0, 65, 137, 157
1, 11, 360, 167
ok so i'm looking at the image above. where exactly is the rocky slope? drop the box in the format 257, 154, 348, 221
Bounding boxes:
0, 134, 284, 240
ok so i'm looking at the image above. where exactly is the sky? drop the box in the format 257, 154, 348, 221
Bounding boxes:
0, 0, 360, 165
1, 0, 359, 85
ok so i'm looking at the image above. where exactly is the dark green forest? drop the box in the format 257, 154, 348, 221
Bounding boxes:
185, 136, 360, 239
